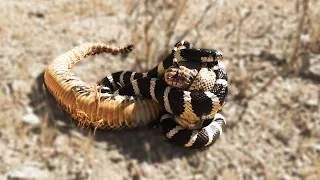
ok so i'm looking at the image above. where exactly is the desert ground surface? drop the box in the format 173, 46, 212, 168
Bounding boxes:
0, 0, 319, 179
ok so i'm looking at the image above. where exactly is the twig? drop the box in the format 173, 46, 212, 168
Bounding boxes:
242, 70, 280, 105
289, 0, 309, 72
235, 7, 251, 57
164, 0, 187, 49
176, 1, 215, 44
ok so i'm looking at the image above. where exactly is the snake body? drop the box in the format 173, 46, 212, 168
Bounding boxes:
44, 41, 228, 148
44, 44, 162, 129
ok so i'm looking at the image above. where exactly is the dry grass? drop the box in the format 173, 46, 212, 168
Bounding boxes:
0, 0, 319, 179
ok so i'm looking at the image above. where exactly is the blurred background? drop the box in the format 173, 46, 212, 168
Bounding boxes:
0, 0, 319, 179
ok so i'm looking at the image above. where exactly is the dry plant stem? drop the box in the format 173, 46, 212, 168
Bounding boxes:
143, 0, 154, 69
242, 70, 280, 105
164, 1, 187, 48
128, 1, 212, 71
235, 8, 251, 57
176, 2, 214, 45
289, 0, 309, 72
131, 1, 187, 71
144, 13, 155, 69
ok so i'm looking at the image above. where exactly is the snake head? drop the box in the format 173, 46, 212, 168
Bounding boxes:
199, 48, 223, 61
178, 48, 223, 62
164, 66, 198, 89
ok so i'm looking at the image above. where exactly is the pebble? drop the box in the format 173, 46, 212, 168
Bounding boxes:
301, 53, 320, 79
21, 107, 40, 127
308, 54, 320, 78
6, 162, 49, 180
8, 79, 26, 94
305, 99, 318, 107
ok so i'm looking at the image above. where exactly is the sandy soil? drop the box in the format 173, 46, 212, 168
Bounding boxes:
0, 0, 319, 179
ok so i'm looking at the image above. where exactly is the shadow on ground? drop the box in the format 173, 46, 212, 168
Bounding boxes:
28, 72, 197, 162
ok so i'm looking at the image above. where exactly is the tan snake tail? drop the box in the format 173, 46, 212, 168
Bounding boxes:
44, 43, 162, 129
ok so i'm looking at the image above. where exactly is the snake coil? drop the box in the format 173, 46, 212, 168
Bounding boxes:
44, 41, 228, 148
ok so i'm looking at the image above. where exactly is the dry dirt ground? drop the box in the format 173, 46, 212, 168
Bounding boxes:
0, 0, 319, 180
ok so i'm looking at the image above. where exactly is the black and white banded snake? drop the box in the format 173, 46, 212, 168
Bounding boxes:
97, 40, 228, 148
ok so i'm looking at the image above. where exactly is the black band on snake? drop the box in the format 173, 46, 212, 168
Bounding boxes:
98, 40, 228, 148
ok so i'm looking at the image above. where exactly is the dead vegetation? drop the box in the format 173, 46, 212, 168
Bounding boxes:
0, 0, 319, 179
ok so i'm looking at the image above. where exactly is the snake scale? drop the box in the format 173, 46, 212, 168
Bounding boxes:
44, 41, 228, 148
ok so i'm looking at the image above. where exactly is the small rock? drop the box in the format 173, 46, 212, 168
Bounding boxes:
194, 174, 204, 180
304, 86, 319, 108
22, 107, 40, 127
301, 53, 320, 79
300, 33, 310, 47
308, 54, 320, 78
9, 79, 26, 94
6, 162, 49, 180
28, 5, 48, 19
2, 82, 11, 95
295, 159, 303, 168
240, 8, 250, 17
305, 99, 318, 107
28, 11, 45, 18
110, 153, 123, 163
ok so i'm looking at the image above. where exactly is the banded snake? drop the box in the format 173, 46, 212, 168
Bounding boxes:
44, 41, 228, 148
